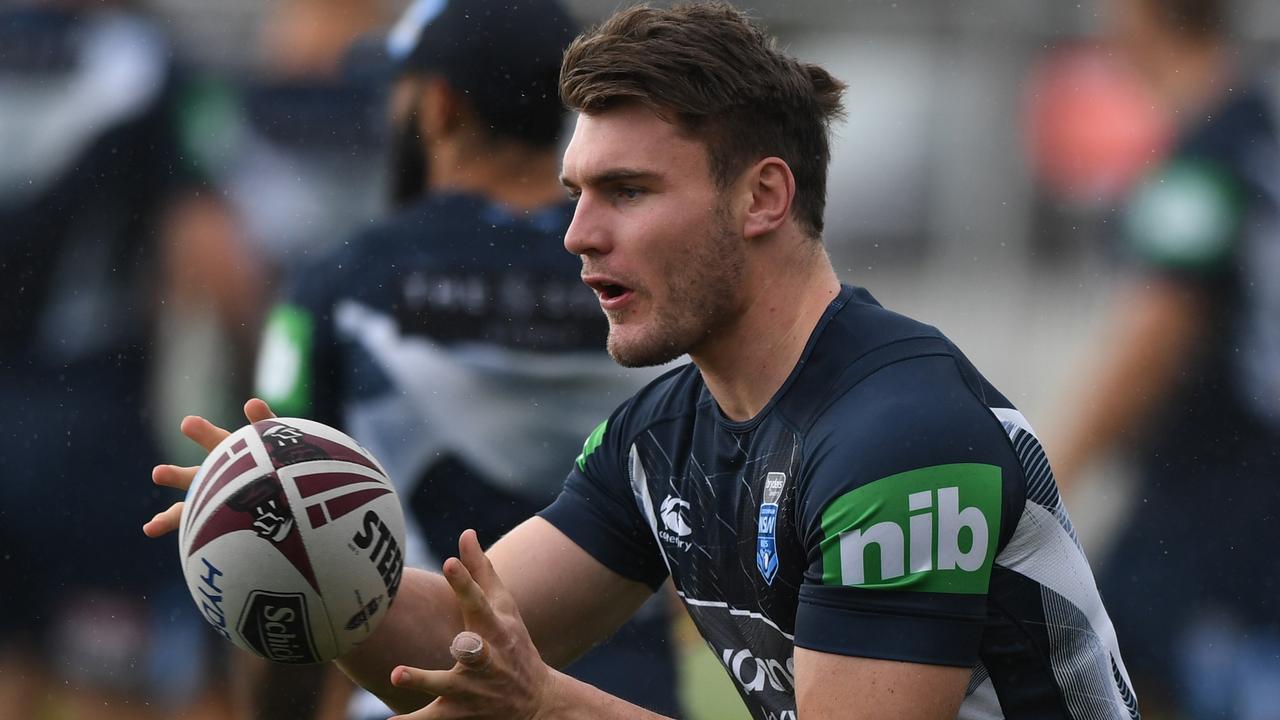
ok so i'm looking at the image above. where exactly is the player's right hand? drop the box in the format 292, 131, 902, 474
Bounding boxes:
142, 398, 277, 538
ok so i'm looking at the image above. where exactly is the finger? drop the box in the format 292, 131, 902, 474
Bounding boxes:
457, 530, 518, 617
152, 463, 198, 491
457, 529, 502, 594
442, 556, 500, 632
143, 501, 185, 538
180, 415, 232, 453
244, 398, 276, 423
449, 631, 491, 672
389, 665, 459, 701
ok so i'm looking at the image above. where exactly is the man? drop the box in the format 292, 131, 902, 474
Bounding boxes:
245, 0, 680, 717
1053, 0, 1280, 716
150, 3, 1139, 717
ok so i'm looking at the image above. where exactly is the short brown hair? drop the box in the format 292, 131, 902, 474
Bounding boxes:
560, 2, 846, 238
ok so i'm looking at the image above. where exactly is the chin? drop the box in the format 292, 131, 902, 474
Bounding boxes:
606, 329, 686, 368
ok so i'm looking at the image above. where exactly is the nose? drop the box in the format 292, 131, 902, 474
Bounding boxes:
563, 195, 610, 257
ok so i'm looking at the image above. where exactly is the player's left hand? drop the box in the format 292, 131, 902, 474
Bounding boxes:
387, 529, 562, 720
144, 398, 277, 537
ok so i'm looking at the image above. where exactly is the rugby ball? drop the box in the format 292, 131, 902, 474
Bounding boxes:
178, 418, 405, 664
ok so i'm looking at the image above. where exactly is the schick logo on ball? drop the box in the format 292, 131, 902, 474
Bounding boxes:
237, 591, 319, 664
819, 464, 1001, 593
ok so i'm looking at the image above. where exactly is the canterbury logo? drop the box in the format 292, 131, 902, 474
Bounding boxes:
659, 495, 692, 537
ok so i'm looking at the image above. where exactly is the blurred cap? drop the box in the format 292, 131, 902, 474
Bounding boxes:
356, 0, 579, 144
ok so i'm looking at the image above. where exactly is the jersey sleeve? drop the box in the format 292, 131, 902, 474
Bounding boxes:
537, 406, 670, 591
793, 354, 1023, 667
1123, 156, 1243, 280
254, 259, 341, 425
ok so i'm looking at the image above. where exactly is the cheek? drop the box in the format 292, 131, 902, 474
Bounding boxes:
623, 193, 723, 290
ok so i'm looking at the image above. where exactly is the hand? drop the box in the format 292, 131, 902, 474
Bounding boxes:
387, 529, 559, 720
142, 398, 277, 537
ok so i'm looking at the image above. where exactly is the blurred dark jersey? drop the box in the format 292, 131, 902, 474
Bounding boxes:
0, 8, 195, 375
1099, 84, 1280, 638
543, 285, 1140, 719
1121, 84, 1280, 470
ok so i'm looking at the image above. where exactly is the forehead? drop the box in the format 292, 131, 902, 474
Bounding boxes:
561, 104, 710, 183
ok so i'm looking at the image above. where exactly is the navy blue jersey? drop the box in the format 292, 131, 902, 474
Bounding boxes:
542, 286, 1138, 719
255, 191, 679, 717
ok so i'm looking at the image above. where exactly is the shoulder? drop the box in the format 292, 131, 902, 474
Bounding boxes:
787, 295, 1025, 554
798, 290, 1017, 471
803, 350, 1013, 480
777, 286, 966, 432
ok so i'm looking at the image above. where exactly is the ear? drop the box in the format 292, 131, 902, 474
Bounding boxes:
741, 157, 795, 240
416, 75, 464, 140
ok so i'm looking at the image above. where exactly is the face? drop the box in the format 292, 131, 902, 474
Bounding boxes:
560, 105, 747, 367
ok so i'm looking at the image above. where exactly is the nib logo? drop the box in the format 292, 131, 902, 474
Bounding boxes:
658, 495, 693, 551
820, 464, 1002, 594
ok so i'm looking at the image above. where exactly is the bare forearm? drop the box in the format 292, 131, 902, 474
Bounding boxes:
539, 671, 675, 720
336, 568, 463, 711
1053, 279, 1205, 490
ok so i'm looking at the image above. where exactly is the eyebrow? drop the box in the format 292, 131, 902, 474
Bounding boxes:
559, 168, 662, 189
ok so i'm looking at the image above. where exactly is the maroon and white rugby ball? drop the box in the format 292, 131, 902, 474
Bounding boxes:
178, 418, 406, 664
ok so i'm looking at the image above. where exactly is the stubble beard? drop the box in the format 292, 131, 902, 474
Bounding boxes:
606, 207, 745, 368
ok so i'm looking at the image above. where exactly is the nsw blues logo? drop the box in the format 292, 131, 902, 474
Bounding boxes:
757, 472, 787, 585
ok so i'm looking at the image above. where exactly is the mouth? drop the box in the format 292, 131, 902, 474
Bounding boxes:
582, 275, 635, 310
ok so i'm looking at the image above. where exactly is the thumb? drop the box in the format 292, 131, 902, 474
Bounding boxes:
245, 397, 277, 422
450, 630, 490, 671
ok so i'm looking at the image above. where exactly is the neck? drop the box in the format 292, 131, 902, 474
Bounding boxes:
1148, 39, 1231, 118
693, 237, 842, 422
428, 138, 566, 210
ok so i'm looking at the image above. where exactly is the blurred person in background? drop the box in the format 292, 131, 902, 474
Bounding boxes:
152, 1, 398, 717
247, 0, 683, 718
152, 0, 395, 460
1053, 0, 1280, 717
0, 0, 260, 718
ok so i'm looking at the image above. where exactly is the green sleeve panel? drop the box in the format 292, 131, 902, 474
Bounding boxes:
819, 463, 1002, 595
1125, 158, 1242, 271
576, 419, 609, 471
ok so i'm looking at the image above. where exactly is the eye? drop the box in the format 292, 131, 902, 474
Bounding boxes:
616, 186, 643, 201
565, 188, 581, 202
